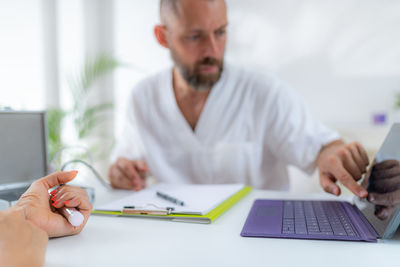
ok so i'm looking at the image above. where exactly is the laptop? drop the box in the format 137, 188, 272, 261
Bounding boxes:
241, 123, 400, 242
0, 111, 49, 208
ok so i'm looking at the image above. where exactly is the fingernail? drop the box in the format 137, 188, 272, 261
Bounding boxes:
52, 200, 59, 206
50, 189, 57, 195
51, 195, 57, 201
330, 186, 338, 195
359, 190, 368, 198
65, 200, 70, 205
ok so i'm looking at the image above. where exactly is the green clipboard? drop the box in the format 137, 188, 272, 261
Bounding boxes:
92, 186, 252, 224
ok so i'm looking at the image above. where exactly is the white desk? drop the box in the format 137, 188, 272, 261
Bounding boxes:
45, 189, 400, 267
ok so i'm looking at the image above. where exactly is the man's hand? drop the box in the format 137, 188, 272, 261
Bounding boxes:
0, 209, 48, 267
367, 160, 400, 220
317, 140, 369, 198
14, 171, 92, 238
108, 157, 149, 190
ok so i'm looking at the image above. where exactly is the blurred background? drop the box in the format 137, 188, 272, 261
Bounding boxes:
0, 0, 398, 193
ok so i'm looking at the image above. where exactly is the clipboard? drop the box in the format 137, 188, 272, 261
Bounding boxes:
92, 184, 252, 224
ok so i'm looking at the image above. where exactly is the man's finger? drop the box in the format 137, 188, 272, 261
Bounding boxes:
116, 159, 143, 186
368, 190, 400, 207
116, 158, 137, 178
355, 142, 369, 166
319, 172, 340, 196
110, 167, 135, 189
109, 165, 130, 188
330, 157, 367, 198
342, 150, 363, 181
348, 144, 368, 176
134, 160, 149, 173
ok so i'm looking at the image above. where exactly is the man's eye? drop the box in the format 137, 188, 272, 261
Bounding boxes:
187, 35, 201, 41
215, 29, 226, 36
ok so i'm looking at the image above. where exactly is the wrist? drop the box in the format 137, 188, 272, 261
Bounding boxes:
10, 202, 29, 221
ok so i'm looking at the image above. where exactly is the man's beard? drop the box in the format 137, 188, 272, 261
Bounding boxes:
171, 49, 224, 91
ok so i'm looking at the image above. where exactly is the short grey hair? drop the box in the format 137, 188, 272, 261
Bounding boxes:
160, 0, 180, 25
160, 0, 219, 25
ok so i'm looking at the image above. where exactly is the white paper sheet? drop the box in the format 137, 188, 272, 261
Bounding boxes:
96, 183, 244, 215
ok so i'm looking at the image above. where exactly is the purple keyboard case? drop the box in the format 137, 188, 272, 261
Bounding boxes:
240, 199, 379, 242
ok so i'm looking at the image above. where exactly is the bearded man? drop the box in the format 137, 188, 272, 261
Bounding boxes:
108, 0, 370, 200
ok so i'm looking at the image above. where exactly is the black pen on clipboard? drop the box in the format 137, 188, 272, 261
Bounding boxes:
156, 191, 185, 206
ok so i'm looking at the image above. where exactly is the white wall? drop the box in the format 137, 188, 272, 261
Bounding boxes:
2, 0, 398, 131
0, 0, 45, 110
114, 0, 400, 132
227, 0, 400, 126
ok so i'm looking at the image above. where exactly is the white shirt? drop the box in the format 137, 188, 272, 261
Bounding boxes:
112, 64, 339, 190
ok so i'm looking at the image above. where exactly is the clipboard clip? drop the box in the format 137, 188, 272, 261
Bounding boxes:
122, 204, 175, 215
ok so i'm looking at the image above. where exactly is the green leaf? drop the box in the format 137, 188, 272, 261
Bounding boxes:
80, 54, 119, 93
46, 108, 67, 160
76, 102, 114, 139
64, 53, 121, 160
395, 93, 400, 108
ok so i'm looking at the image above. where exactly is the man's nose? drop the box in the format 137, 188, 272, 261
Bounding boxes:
202, 35, 219, 57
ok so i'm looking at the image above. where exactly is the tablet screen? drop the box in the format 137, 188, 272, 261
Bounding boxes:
355, 124, 400, 238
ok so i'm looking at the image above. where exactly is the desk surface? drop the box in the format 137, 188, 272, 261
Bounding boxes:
45, 188, 400, 267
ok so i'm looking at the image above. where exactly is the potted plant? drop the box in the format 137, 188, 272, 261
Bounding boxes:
47, 53, 120, 170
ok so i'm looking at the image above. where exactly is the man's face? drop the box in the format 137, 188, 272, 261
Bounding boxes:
165, 0, 228, 90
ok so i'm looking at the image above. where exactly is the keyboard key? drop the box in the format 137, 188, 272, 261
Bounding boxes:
347, 231, 356, 236
318, 231, 334, 235
334, 231, 347, 236
281, 200, 358, 238
283, 230, 295, 234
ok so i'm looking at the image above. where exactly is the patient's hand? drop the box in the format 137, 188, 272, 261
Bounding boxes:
14, 171, 92, 237
108, 157, 148, 190
317, 140, 369, 198
0, 209, 48, 267
367, 160, 400, 220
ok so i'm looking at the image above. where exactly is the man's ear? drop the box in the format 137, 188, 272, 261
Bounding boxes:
154, 25, 169, 48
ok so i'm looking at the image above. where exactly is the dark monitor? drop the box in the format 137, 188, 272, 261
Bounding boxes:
0, 111, 48, 186
355, 123, 400, 238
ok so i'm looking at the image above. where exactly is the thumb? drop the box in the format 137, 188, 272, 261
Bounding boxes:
38, 171, 79, 190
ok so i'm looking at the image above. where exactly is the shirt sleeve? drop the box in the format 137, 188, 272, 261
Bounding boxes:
110, 89, 146, 163
263, 76, 340, 174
